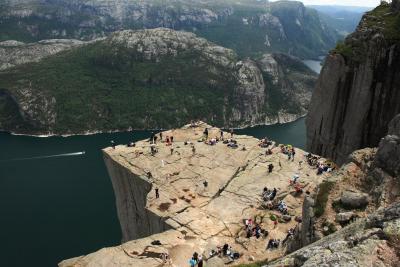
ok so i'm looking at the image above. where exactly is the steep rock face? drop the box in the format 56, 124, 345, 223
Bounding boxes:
306, 3, 400, 164
0, 28, 317, 134
375, 114, 400, 177
257, 53, 316, 124
104, 152, 171, 242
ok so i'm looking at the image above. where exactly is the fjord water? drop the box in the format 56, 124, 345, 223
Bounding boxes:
0, 118, 306, 267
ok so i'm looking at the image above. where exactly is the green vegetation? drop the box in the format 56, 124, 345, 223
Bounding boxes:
314, 180, 335, 218
234, 260, 269, 267
0, 41, 238, 133
322, 219, 337, 236
332, 41, 353, 59
365, 3, 400, 41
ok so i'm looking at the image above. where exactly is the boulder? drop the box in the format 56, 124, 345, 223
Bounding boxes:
374, 114, 400, 177
335, 212, 355, 224
340, 190, 369, 209
282, 215, 292, 222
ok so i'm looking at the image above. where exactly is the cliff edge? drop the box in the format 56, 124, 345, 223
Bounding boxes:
59, 122, 330, 266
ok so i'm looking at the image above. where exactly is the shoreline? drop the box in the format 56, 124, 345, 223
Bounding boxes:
1, 114, 307, 138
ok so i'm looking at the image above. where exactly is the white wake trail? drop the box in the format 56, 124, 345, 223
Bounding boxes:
0, 151, 85, 162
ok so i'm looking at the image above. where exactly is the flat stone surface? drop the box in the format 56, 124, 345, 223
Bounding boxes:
60, 122, 330, 267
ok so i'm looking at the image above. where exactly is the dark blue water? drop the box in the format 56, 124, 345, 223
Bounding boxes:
0, 118, 305, 267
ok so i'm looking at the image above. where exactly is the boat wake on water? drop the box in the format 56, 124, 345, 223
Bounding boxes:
0, 151, 85, 162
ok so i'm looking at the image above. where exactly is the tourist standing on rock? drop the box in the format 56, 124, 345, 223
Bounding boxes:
159, 132, 163, 141
204, 128, 209, 139
155, 188, 159, 199
291, 148, 296, 161
198, 255, 203, 267
171, 136, 174, 143
150, 132, 155, 143
170, 145, 174, 155
220, 130, 224, 140
268, 163, 274, 173
230, 128, 234, 138
189, 257, 196, 267
111, 140, 115, 149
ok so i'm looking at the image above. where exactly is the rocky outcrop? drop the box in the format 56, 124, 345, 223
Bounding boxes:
60, 122, 330, 266
0, 39, 87, 70
281, 110, 400, 266
267, 202, 400, 266
306, 3, 400, 164
286, 194, 319, 253
340, 190, 369, 209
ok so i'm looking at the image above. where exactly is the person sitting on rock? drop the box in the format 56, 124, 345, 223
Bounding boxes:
246, 227, 252, 238
278, 200, 287, 213
267, 239, 274, 249
222, 243, 229, 256
317, 164, 324, 175
253, 224, 262, 239
270, 188, 277, 201
265, 200, 274, 209
282, 228, 295, 245
291, 174, 300, 185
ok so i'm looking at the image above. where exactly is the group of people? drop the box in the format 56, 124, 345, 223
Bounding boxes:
317, 162, 333, 175
277, 200, 288, 214
305, 153, 334, 175
267, 238, 280, 249
280, 144, 296, 161
244, 218, 267, 239
208, 243, 240, 262
262, 187, 277, 201
305, 153, 321, 167
259, 137, 273, 148
189, 252, 203, 267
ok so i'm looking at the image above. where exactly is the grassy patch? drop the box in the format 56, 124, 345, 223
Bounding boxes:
314, 180, 335, 218
322, 220, 337, 236
332, 41, 353, 59
234, 260, 269, 267
365, 3, 400, 41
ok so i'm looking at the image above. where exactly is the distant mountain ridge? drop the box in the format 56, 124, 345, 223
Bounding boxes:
309, 5, 372, 35
0, 28, 317, 134
0, 0, 339, 59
